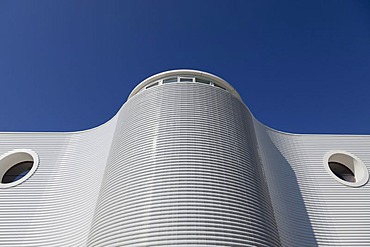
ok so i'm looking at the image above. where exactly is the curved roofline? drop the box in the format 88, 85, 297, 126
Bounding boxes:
128, 69, 242, 101
1, 69, 368, 137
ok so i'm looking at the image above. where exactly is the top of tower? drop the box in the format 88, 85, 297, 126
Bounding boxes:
128, 69, 242, 100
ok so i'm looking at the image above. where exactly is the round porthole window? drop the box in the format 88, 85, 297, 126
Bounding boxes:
0, 149, 39, 188
324, 151, 369, 187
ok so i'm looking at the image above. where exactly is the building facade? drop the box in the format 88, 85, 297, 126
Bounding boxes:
0, 70, 369, 246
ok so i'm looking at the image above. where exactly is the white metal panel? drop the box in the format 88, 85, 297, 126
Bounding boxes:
87, 83, 280, 246
0, 118, 117, 246
1, 70, 370, 246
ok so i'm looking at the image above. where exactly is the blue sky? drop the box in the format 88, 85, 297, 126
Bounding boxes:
0, 0, 369, 133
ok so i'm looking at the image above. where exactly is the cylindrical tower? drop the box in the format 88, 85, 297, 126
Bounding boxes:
87, 70, 280, 246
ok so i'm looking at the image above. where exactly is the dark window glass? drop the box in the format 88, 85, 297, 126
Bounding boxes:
329, 162, 356, 182
179, 78, 193, 82
146, 82, 158, 89
163, 77, 177, 83
195, 78, 210, 84
214, 83, 226, 90
2, 161, 33, 184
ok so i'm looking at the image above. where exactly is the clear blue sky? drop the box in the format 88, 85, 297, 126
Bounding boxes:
0, 0, 369, 134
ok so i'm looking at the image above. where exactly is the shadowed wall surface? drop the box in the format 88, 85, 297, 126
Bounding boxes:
1, 70, 370, 246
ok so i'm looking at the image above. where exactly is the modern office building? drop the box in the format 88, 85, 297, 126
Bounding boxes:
0, 70, 369, 246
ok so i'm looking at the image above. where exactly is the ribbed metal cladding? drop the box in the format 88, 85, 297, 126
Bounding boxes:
0, 119, 117, 246
255, 121, 370, 247
87, 83, 280, 246
5, 70, 370, 246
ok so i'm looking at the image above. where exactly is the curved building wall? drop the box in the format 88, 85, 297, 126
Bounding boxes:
87, 83, 280, 246
254, 123, 370, 246
0, 118, 117, 246
1, 69, 370, 246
